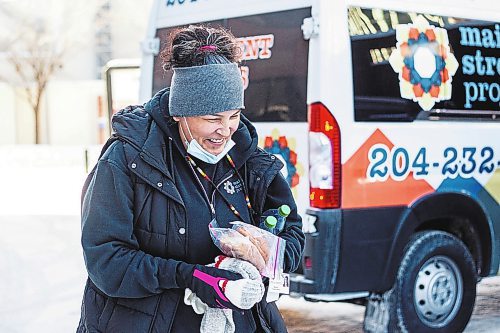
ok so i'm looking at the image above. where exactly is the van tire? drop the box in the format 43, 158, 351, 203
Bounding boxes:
386, 231, 477, 333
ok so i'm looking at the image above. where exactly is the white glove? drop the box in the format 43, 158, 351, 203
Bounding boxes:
184, 288, 208, 314
185, 257, 264, 333
200, 308, 234, 333
215, 255, 262, 281
215, 256, 264, 309
224, 278, 265, 309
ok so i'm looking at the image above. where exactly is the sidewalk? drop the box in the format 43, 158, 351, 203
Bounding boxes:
0, 215, 86, 333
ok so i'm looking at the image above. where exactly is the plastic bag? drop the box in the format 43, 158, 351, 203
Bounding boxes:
209, 220, 286, 279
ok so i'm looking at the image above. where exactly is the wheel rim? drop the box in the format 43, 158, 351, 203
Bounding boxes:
413, 255, 463, 328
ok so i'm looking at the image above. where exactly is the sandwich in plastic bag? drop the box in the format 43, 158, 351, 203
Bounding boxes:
209, 220, 286, 279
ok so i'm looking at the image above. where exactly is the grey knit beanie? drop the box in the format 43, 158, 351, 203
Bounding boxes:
168, 63, 245, 117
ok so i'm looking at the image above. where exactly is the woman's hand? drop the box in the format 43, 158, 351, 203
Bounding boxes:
219, 234, 266, 272
176, 263, 243, 310
235, 225, 271, 262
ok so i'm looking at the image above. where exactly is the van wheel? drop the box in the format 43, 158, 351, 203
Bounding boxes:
385, 231, 477, 332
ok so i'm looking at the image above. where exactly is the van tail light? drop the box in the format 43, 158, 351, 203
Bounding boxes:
308, 102, 341, 208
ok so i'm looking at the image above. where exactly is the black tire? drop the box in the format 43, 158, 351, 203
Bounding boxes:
388, 231, 477, 333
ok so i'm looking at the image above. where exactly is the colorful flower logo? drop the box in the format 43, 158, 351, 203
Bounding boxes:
262, 131, 301, 189
389, 15, 459, 111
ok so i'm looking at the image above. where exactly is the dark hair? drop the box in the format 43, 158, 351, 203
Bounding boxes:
161, 24, 241, 70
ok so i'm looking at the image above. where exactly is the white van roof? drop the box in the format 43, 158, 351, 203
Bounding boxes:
150, 0, 312, 29
149, 0, 499, 31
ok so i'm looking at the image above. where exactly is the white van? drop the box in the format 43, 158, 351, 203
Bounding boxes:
136, 0, 500, 331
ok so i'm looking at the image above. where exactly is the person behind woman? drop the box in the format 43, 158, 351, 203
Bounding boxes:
77, 24, 304, 333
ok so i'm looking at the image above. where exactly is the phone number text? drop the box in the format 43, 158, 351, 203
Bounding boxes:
367, 144, 498, 181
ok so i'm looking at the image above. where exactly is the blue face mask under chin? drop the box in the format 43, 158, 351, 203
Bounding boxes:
181, 118, 236, 164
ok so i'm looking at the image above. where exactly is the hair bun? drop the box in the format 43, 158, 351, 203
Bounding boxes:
161, 25, 241, 70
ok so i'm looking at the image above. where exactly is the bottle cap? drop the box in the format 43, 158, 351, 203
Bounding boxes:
278, 205, 291, 217
264, 215, 277, 228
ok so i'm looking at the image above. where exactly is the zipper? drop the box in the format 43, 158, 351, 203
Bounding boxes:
147, 295, 162, 333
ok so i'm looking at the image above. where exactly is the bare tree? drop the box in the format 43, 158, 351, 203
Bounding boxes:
0, 0, 100, 144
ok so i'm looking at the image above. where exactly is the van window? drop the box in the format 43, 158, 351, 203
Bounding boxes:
349, 7, 500, 122
152, 8, 310, 122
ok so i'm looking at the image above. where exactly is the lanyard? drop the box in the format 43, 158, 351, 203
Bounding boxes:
185, 154, 254, 222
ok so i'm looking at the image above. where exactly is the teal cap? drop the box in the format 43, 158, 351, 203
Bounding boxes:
264, 216, 278, 228
278, 205, 291, 217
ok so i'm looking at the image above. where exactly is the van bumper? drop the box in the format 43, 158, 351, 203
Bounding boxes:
290, 205, 406, 295
290, 208, 342, 295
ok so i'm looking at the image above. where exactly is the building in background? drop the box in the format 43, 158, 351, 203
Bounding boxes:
0, 0, 153, 144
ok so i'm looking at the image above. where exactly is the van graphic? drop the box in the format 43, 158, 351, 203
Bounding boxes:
389, 15, 459, 111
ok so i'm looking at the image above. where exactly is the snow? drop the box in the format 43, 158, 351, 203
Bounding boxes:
0, 145, 99, 216
0, 146, 95, 332
0, 216, 86, 332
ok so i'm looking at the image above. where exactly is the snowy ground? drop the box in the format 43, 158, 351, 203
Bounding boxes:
0, 146, 95, 332
1, 214, 499, 333
0, 146, 498, 332
278, 277, 500, 333
0, 216, 86, 333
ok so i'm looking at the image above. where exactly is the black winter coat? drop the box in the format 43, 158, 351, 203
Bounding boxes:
77, 88, 305, 332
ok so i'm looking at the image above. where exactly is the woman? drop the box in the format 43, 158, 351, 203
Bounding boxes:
77, 25, 304, 333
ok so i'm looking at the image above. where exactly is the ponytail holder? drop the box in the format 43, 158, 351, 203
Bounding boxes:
199, 45, 217, 52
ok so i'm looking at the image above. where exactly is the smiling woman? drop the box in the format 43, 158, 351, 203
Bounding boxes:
175, 109, 241, 157
77, 24, 304, 333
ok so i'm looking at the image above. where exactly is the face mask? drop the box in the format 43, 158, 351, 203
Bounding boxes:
181, 118, 236, 164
